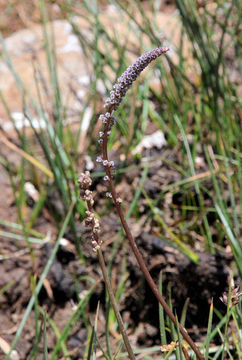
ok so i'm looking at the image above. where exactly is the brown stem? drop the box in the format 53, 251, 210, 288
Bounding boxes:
82, 185, 136, 359
102, 127, 204, 360
97, 248, 136, 360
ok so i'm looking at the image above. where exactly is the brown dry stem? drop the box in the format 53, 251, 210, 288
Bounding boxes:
101, 60, 204, 359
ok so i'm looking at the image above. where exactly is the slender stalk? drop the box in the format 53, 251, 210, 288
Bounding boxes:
78, 173, 136, 359
97, 248, 136, 360
99, 48, 204, 360
103, 158, 204, 360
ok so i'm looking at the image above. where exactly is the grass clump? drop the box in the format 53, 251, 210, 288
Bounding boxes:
0, 1, 241, 359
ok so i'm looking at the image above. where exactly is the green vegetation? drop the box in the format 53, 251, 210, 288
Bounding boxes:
0, 0, 241, 359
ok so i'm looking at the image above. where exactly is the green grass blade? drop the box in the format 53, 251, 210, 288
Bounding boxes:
159, 271, 167, 346
205, 299, 214, 360
4, 201, 75, 360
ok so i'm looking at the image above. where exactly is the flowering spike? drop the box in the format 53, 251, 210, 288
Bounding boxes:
104, 47, 169, 110
100, 48, 169, 212
78, 171, 92, 189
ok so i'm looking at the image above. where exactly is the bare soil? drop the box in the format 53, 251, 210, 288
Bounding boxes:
0, 140, 233, 359
0, 2, 237, 359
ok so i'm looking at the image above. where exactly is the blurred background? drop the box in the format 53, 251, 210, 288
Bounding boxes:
0, 1, 241, 359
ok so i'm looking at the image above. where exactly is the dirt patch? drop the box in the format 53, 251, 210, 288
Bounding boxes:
0, 141, 233, 358
0, 2, 239, 359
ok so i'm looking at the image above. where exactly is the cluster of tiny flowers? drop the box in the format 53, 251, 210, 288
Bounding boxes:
220, 286, 242, 307
93, 218, 101, 235
97, 48, 168, 150
78, 172, 102, 252
98, 113, 116, 144
91, 237, 100, 252
102, 160, 114, 168
95, 48, 169, 210
85, 210, 94, 226
104, 47, 169, 111
99, 112, 116, 124
78, 171, 92, 190
98, 113, 116, 135
83, 189, 94, 206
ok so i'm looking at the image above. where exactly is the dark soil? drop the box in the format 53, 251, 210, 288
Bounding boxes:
0, 140, 233, 359
0, 2, 237, 359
